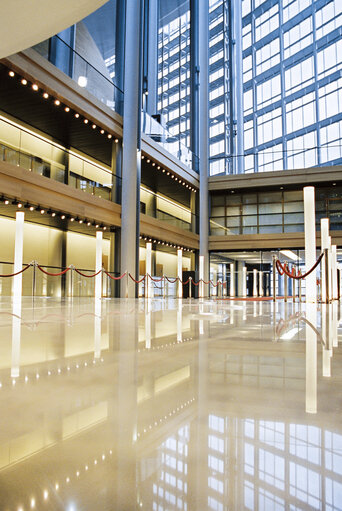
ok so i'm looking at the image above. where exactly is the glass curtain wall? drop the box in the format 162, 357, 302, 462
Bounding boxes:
208, 0, 342, 175
157, 0, 191, 155
209, 0, 232, 176
242, 0, 342, 174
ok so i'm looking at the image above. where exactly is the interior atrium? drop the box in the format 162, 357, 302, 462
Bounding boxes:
0, 0, 342, 509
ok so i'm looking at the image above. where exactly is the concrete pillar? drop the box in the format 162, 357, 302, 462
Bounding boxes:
120, 0, 143, 297
303, 186, 317, 303
230, 262, 235, 297
177, 249, 183, 298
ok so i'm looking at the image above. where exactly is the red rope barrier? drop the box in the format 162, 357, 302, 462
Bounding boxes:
37, 265, 70, 276
276, 252, 324, 280
0, 264, 32, 278
129, 273, 146, 284
192, 280, 200, 286
181, 278, 190, 285
74, 268, 102, 278
147, 274, 164, 283
165, 276, 179, 284
103, 270, 127, 280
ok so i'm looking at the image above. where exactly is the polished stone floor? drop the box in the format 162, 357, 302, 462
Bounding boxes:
0, 297, 341, 510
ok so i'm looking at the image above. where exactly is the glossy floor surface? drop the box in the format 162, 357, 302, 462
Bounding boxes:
0, 297, 341, 511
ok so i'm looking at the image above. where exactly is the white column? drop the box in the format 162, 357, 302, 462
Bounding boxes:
305, 304, 317, 413
242, 267, 247, 298
199, 255, 204, 299
13, 211, 25, 301
212, 269, 217, 297
328, 236, 332, 302
12, 211, 25, 378
304, 187, 317, 303
253, 269, 258, 297
177, 249, 183, 299
94, 297, 101, 359
321, 218, 330, 303
259, 271, 264, 297
230, 262, 235, 297
95, 231, 103, 299
222, 264, 227, 296
332, 245, 338, 300
146, 242, 152, 298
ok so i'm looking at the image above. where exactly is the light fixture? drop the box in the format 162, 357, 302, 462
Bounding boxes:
141, 155, 145, 159
51, 212, 56, 217
100, 129, 105, 134
40, 209, 45, 214
61, 214, 66, 220
79, 219, 83, 224
29, 206, 34, 211
84, 119, 89, 124
107, 134, 112, 139
115, 138, 119, 143
4, 199, 9, 205
65, 107, 70, 112
157, 166, 160, 169
147, 159, 150, 163
55, 99, 60, 106
87, 221, 91, 226
70, 217, 75, 222
21, 79, 27, 85
75, 113, 80, 118
43, 92, 49, 99
32, 84, 38, 91
152, 162, 156, 166
78, 76, 88, 87
95, 224, 99, 228
92, 124, 96, 129
9, 70, 15, 77
103, 226, 107, 230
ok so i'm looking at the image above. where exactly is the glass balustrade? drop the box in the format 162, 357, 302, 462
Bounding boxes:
33, 35, 124, 115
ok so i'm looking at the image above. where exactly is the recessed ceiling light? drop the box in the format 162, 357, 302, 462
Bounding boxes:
21, 79, 27, 85
65, 107, 70, 112
43, 92, 49, 99
32, 84, 38, 91
9, 71, 15, 77
55, 99, 60, 106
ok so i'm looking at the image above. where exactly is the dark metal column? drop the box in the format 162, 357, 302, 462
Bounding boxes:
120, 0, 144, 297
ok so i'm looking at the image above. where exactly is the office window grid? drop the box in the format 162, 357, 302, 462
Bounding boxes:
157, 2, 191, 157
240, 0, 342, 175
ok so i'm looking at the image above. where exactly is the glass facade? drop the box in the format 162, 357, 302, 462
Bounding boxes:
210, 186, 342, 235
240, 0, 342, 175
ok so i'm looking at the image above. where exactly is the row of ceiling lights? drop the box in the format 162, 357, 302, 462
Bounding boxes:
8, 70, 119, 142
0, 196, 110, 231
141, 155, 197, 192
139, 235, 194, 252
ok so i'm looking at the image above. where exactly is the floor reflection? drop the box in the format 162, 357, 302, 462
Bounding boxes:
0, 297, 341, 510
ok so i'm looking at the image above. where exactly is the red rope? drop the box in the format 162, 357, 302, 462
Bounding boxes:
181, 278, 190, 285
276, 252, 324, 280
74, 268, 102, 278
0, 264, 31, 278
129, 273, 146, 283
103, 270, 127, 280
147, 274, 164, 282
37, 265, 70, 276
192, 280, 200, 286
165, 276, 179, 283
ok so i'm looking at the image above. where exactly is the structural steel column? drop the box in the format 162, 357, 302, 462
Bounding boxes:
232, 0, 244, 174
120, 0, 143, 298
146, 0, 158, 115
198, 0, 209, 296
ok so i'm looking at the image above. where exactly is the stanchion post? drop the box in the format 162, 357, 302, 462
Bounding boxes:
70, 266, 74, 298
125, 271, 129, 298
189, 276, 192, 299
324, 248, 329, 304
272, 255, 276, 302
293, 273, 296, 303
199, 255, 204, 299
284, 271, 288, 303
32, 261, 37, 298
163, 276, 166, 299
299, 277, 302, 303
